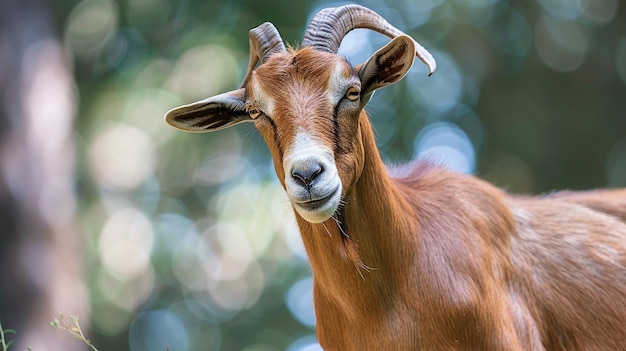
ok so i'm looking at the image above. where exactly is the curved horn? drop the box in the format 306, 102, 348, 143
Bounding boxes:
240, 22, 286, 88
302, 4, 436, 75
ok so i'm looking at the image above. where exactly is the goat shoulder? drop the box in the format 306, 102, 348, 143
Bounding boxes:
386, 162, 626, 350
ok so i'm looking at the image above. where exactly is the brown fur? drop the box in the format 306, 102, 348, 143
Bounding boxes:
247, 47, 626, 350
306, 114, 626, 350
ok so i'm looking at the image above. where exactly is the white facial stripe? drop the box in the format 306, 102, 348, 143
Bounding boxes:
288, 131, 333, 157
251, 76, 275, 116
326, 63, 349, 106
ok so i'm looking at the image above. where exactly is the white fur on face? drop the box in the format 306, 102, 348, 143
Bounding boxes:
326, 64, 346, 106
326, 62, 360, 106
250, 75, 275, 117
283, 132, 342, 223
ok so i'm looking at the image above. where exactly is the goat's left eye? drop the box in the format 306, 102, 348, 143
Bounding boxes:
345, 87, 360, 101
248, 108, 262, 119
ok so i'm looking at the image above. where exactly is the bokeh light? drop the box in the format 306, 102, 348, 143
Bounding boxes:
165, 44, 241, 102
98, 207, 154, 280
286, 335, 323, 351
407, 51, 464, 114
65, 0, 119, 60
88, 123, 156, 190
285, 277, 316, 328
535, 15, 589, 72
414, 122, 476, 174
129, 310, 189, 351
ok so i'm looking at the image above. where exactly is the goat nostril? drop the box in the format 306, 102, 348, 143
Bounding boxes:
291, 163, 323, 187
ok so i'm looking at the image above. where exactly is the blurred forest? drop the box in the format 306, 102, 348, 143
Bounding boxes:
0, 0, 624, 350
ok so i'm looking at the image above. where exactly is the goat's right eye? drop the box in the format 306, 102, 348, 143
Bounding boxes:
345, 86, 360, 101
248, 108, 262, 119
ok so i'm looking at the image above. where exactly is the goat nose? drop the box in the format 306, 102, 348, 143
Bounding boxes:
291, 163, 323, 187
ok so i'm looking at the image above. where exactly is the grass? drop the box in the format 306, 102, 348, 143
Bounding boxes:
1, 314, 98, 351
2, 313, 168, 351
0, 320, 15, 351
50, 313, 98, 351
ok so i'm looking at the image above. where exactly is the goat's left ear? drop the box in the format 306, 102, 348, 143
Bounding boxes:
165, 88, 250, 133
357, 35, 415, 105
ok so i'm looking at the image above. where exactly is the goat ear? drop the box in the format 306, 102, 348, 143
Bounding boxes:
357, 35, 416, 104
165, 88, 250, 133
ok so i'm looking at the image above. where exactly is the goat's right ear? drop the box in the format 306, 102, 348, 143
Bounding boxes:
357, 35, 416, 105
165, 88, 250, 133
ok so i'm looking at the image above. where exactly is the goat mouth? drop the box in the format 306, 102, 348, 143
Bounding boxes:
297, 193, 336, 210
291, 186, 341, 223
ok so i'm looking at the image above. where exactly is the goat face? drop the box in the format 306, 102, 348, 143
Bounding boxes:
165, 35, 417, 223
247, 48, 359, 223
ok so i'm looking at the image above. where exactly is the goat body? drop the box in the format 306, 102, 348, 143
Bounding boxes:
300, 113, 626, 350
165, 5, 626, 350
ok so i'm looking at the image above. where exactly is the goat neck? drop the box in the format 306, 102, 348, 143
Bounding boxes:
296, 110, 416, 312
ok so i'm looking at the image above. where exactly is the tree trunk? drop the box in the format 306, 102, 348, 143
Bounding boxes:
0, 0, 89, 349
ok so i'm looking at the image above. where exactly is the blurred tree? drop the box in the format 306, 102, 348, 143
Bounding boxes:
0, 0, 88, 350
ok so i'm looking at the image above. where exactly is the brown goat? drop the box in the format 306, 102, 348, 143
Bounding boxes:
165, 5, 626, 350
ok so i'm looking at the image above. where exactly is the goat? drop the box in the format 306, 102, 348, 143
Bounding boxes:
164, 4, 626, 350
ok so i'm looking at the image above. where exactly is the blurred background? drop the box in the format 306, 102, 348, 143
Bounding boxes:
0, 0, 624, 350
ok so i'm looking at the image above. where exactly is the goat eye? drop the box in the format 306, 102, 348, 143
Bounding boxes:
248, 108, 262, 119
345, 87, 360, 101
